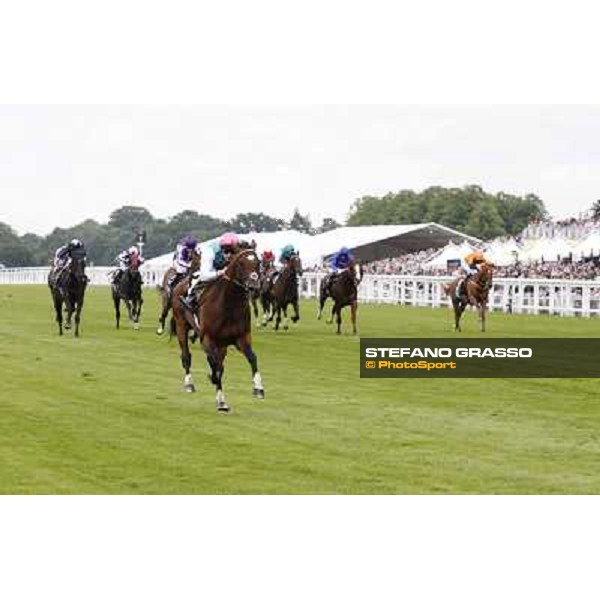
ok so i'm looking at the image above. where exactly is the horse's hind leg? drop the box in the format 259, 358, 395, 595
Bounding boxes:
282, 305, 290, 330
177, 319, 194, 392
453, 299, 466, 332
238, 335, 264, 399
335, 303, 342, 335
317, 292, 327, 319
157, 293, 170, 335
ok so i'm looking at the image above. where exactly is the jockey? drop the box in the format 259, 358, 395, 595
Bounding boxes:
113, 245, 143, 285
324, 246, 354, 294
165, 235, 199, 292
260, 250, 275, 273
54, 239, 86, 270
279, 244, 296, 266
329, 246, 354, 273
180, 231, 240, 311
457, 249, 492, 297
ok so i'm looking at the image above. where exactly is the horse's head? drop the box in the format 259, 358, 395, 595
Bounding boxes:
476, 263, 494, 290
288, 252, 303, 277
226, 249, 260, 292
69, 255, 87, 282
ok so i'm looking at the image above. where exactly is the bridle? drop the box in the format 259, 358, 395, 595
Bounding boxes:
221, 249, 259, 291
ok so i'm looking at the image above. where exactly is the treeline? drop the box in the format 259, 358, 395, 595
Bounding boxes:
0, 206, 339, 267
348, 185, 547, 239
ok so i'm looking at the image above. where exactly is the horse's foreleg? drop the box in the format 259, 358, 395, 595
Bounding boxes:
53, 294, 63, 335
291, 299, 300, 323
274, 305, 281, 330
113, 292, 121, 329
74, 298, 84, 337
282, 304, 289, 330
238, 335, 264, 399
205, 342, 229, 412
350, 301, 358, 335
480, 302, 487, 332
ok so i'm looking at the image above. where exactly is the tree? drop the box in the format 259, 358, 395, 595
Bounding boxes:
591, 200, 600, 221
347, 185, 548, 237
108, 206, 154, 231
0, 223, 33, 267
318, 217, 340, 233
288, 208, 312, 233
227, 212, 281, 233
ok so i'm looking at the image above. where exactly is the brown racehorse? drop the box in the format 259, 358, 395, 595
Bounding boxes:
156, 250, 201, 335
444, 263, 494, 332
317, 262, 363, 334
48, 253, 87, 337
266, 253, 303, 331
171, 249, 263, 412
112, 254, 143, 330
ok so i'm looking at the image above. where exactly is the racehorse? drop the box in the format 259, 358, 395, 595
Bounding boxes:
112, 254, 144, 329
265, 253, 303, 331
317, 262, 363, 335
171, 249, 264, 412
48, 253, 87, 337
156, 249, 201, 335
254, 266, 276, 327
444, 263, 494, 332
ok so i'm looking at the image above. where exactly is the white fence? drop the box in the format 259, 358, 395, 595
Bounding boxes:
3, 267, 600, 318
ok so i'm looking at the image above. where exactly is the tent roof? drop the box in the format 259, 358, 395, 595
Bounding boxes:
143, 223, 481, 267
304, 223, 480, 264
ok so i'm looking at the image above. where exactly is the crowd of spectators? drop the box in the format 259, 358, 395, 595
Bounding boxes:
522, 213, 597, 240
307, 214, 600, 280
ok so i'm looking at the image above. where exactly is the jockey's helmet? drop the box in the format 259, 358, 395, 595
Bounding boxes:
181, 235, 198, 250
219, 232, 240, 250
262, 250, 275, 261
128, 246, 139, 255
69, 238, 83, 248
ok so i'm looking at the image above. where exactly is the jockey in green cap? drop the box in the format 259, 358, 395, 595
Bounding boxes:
279, 244, 296, 265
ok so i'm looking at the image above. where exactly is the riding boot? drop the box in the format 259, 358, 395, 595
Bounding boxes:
180, 273, 201, 312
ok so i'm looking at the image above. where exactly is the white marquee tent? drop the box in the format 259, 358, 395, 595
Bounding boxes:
143, 223, 480, 269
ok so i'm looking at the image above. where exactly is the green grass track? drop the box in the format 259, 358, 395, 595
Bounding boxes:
1, 284, 600, 494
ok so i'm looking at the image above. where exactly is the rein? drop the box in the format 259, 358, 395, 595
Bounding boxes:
221, 249, 258, 291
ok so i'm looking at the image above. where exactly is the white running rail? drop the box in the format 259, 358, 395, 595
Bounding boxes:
3, 267, 600, 318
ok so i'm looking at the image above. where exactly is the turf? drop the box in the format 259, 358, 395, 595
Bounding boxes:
1, 284, 600, 494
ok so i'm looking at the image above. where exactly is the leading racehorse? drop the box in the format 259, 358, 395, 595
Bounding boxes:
265, 253, 303, 331
48, 253, 88, 336
112, 254, 144, 329
317, 262, 363, 334
444, 263, 494, 332
171, 248, 264, 412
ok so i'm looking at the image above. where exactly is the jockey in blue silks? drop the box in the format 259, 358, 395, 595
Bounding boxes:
323, 246, 354, 295
329, 246, 354, 272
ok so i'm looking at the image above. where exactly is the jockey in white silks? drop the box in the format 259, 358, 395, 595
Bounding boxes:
180, 232, 240, 311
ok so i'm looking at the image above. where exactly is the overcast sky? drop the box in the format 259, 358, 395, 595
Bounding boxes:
1, 105, 600, 235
